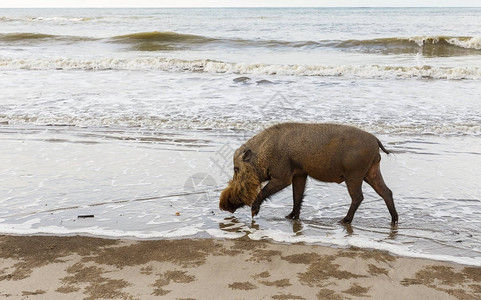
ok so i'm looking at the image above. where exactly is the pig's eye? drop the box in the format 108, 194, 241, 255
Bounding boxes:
234, 167, 239, 173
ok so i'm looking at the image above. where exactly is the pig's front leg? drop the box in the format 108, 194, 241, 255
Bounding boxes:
251, 177, 290, 217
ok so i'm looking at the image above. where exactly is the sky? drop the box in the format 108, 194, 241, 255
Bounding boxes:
1, 0, 480, 8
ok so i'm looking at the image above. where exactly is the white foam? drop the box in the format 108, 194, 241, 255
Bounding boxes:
29, 17, 90, 22
1, 217, 480, 266
245, 227, 481, 267
205, 229, 246, 239
0, 223, 202, 239
409, 36, 481, 50
1, 57, 480, 80
345, 236, 481, 267
2, 114, 480, 137
447, 36, 481, 50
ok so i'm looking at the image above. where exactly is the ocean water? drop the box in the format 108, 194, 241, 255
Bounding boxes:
1, 8, 481, 266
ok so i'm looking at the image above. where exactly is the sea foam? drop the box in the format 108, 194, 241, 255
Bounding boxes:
1, 57, 480, 80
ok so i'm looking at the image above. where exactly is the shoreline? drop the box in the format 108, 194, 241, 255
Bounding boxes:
0, 234, 479, 299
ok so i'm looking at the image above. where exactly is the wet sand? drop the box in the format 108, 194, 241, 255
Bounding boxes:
0, 235, 480, 300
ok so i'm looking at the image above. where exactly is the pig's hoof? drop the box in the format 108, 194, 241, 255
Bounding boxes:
285, 212, 299, 219
251, 205, 260, 217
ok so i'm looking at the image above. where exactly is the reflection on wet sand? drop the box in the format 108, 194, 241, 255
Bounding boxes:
218, 216, 400, 247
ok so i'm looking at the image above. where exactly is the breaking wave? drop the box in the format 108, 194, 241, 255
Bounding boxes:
109, 31, 218, 51
1, 57, 480, 80
335, 36, 481, 56
0, 32, 97, 43
2, 31, 481, 56
112, 31, 216, 44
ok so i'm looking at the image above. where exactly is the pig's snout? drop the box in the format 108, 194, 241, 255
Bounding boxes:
219, 186, 237, 213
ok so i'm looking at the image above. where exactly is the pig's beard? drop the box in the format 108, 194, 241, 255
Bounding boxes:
219, 167, 261, 213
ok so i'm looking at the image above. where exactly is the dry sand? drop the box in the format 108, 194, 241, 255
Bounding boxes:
0, 234, 480, 300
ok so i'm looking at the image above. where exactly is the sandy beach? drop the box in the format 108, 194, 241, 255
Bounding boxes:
0, 235, 479, 300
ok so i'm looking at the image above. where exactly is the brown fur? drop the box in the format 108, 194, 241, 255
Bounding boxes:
219, 161, 261, 213
219, 123, 398, 224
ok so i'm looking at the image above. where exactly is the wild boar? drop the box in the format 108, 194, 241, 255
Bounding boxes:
219, 123, 398, 224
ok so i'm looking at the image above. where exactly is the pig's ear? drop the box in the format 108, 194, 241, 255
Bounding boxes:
242, 149, 252, 162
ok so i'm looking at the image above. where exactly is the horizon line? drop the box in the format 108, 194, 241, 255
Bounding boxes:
1, 5, 481, 8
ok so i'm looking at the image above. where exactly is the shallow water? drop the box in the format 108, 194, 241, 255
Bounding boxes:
1, 7, 481, 266
1, 125, 480, 266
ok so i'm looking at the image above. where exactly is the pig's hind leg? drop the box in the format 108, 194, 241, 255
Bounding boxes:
364, 160, 398, 224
